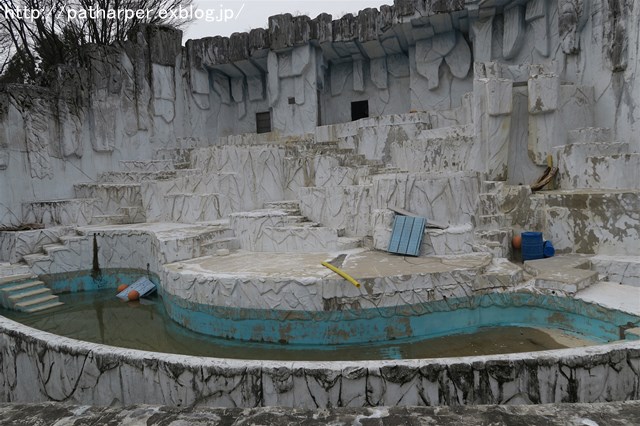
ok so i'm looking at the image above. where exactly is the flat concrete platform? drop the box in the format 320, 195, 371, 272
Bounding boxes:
1, 402, 639, 425
576, 281, 640, 315
165, 249, 492, 280
78, 221, 231, 239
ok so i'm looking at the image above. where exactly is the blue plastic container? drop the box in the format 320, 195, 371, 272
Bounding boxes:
543, 240, 555, 258
521, 232, 544, 261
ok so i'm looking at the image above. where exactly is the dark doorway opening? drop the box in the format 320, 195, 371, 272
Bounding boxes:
351, 100, 369, 121
256, 111, 271, 134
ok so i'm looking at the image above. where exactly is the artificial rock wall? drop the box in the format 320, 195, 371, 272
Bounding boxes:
0, 317, 639, 408
0, 0, 638, 227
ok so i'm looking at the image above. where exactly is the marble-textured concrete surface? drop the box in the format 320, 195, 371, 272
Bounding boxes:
0, 0, 639, 264
2, 401, 640, 425
0, 312, 639, 408
162, 250, 492, 312
538, 190, 640, 256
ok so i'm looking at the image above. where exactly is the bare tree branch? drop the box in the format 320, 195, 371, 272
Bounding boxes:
1, 0, 194, 84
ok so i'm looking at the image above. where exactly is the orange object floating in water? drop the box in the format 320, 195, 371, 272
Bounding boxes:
128, 290, 140, 301
512, 234, 522, 249
117, 284, 128, 293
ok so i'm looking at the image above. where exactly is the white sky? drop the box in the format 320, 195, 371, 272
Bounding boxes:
183, 0, 393, 42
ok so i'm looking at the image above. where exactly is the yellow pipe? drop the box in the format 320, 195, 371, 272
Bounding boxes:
321, 261, 361, 288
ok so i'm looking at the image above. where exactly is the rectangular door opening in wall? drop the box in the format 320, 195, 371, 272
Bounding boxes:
256, 111, 271, 134
351, 100, 369, 121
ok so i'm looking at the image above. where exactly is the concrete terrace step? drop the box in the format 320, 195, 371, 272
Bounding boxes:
579, 153, 640, 189
0, 274, 36, 287
22, 253, 51, 266
2, 280, 45, 293
555, 141, 629, 159
154, 147, 194, 163
523, 255, 592, 275
477, 214, 507, 229
263, 200, 301, 212
567, 127, 612, 144
14, 294, 59, 308
0, 275, 61, 312
120, 160, 176, 172
524, 255, 597, 295
150, 223, 237, 263
590, 255, 640, 287
99, 169, 199, 183
474, 258, 524, 291
533, 269, 599, 295
0, 262, 31, 277
481, 181, 505, 194
336, 237, 362, 250
473, 228, 511, 258
555, 139, 635, 189
230, 208, 350, 252
252, 225, 341, 252
537, 189, 640, 254
58, 234, 86, 245
2, 277, 64, 313
200, 237, 241, 254
90, 214, 131, 225
164, 193, 231, 223
22, 198, 97, 227
576, 281, 640, 315
0, 226, 75, 263
41, 244, 68, 255
23, 300, 64, 313
73, 183, 145, 223
8, 287, 50, 301
390, 124, 476, 173
74, 182, 142, 193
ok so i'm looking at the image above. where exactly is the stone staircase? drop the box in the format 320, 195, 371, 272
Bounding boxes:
0, 226, 76, 264
230, 201, 361, 253
294, 125, 483, 257
12, 222, 240, 276
0, 273, 63, 313
22, 157, 196, 227
471, 180, 534, 258
531, 127, 640, 256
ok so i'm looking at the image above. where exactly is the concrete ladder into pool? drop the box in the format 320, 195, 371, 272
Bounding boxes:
0, 274, 63, 313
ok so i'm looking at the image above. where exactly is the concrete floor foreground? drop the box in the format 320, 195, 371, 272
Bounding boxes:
1, 402, 639, 425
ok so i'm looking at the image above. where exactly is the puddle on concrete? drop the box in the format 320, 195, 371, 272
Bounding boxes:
0, 290, 600, 361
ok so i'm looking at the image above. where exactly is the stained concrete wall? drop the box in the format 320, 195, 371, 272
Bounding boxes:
0, 0, 638, 226
0, 315, 638, 408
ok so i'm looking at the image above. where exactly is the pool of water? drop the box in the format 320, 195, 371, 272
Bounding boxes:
1, 269, 637, 361
0, 288, 597, 361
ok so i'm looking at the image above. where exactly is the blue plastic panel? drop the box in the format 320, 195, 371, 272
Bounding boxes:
388, 216, 426, 256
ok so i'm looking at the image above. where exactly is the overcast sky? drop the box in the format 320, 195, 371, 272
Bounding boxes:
183, 0, 392, 42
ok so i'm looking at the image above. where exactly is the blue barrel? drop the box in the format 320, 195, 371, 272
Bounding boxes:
543, 240, 555, 258
521, 232, 544, 261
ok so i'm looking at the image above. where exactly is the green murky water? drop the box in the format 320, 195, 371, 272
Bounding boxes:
0, 289, 598, 361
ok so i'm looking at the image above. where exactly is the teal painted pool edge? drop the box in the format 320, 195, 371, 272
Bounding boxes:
162, 291, 640, 346
33, 269, 640, 346
39, 269, 160, 293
